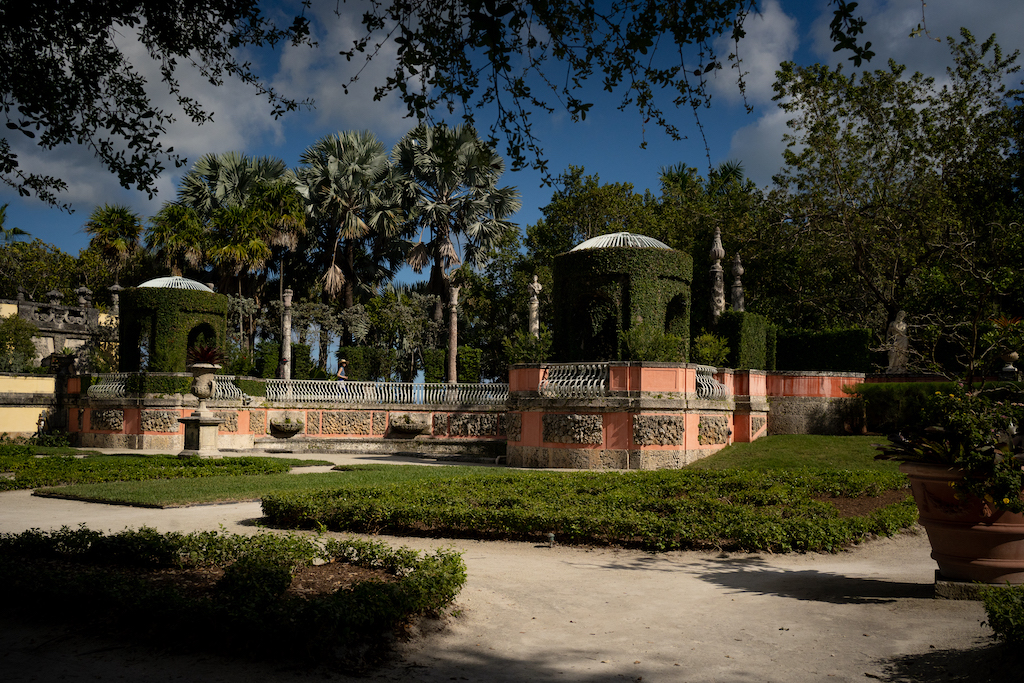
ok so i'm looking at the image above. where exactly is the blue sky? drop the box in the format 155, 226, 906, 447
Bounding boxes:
4, 0, 1024, 270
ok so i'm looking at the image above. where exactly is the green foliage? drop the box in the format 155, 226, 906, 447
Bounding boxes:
0, 453, 302, 492
456, 346, 482, 383
552, 246, 692, 362
502, 328, 553, 365
233, 377, 267, 397
423, 348, 445, 384
619, 325, 684, 362
0, 527, 466, 668
717, 311, 769, 370
262, 468, 913, 553
875, 382, 1024, 512
253, 339, 280, 378
343, 346, 402, 382
691, 331, 730, 367
120, 287, 228, 373
124, 374, 194, 396
291, 342, 313, 380
981, 584, 1024, 643
776, 328, 875, 372
852, 382, 955, 433
0, 313, 38, 371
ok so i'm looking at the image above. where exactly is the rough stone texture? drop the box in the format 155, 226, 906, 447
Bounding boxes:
321, 411, 372, 435
89, 409, 123, 432
432, 413, 448, 437
372, 413, 386, 435
450, 413, 499, 437
542, 413, 603, 444
632, 414, 686, 446
767, 397, 863, 436
505, 412, 522, 442
213, 411, 238, 433
248, 411, 266, 435
629, 449, 701, 470
697, 415, 730, 445
140, 410, 178, 433
389, 412, 431, 435
752, 416, 766, 435
306, 412, 320, 435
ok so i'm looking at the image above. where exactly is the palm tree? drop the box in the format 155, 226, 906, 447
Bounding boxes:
0, 203, 30, 244
145, 204, 207, 277
83, 204, 142, 285
292, 131, 403, 310
391, 123, 521, 382
177, 152, 289, 222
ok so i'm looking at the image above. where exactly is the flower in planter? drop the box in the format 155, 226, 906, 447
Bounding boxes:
187, 344, 225, 367
877, 382, 1024, 513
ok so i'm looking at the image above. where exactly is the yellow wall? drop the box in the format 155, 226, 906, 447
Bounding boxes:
0, 375, 55, 393
0, 302, 16, 318
0, 406, 48, 435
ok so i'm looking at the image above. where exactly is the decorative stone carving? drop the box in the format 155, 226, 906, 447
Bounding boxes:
697, 415, 730, 445
248, 411, 266, 435
389, 412, 430, 435
505, 412, 522, 442
751, 416, 767, 435
213, 411, 238, 432
710, 226, 725, 322
90, 409, 124, 432
731, 254, 745, 312
432, 413, 448, 436
321, 411, 371, 435
543, 413, 603, 444
450, 413, 499, 437
633, 414, 687, 446
141, 410, 179, 433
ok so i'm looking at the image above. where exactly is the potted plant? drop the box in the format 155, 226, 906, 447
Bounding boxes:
186, 345, 225, 412
876, 382, 1024, 584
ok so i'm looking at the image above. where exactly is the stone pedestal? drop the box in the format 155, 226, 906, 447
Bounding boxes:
178, 412, 224, 458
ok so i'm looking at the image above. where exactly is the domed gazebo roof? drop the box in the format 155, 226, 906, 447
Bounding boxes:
570, 232, 671, 252
138, 276, 213, 292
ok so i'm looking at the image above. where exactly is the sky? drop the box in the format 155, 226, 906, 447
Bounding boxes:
3, 0, 1024, 273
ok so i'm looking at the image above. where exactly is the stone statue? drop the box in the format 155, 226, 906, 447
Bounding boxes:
528, 275, 542, 338
887, 310, 909, 374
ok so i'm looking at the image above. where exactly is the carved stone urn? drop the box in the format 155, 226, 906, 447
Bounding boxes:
188, 363, 220, 413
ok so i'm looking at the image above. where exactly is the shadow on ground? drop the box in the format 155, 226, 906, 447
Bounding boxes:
879, 640, 1022, 682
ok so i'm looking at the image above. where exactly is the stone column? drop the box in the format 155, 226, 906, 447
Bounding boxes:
731, 254, 745, 312
709, 226, 725, 322
108, 284, 122, 316
281, 288, 293, 381
527, 275, 543, 338
447, 284, 461, 384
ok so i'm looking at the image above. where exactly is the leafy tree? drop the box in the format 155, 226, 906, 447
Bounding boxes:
0, 239, 77, 302
525, 166, 659, 266
341, 1, 873, 179
392, 123, 521, 381
0, 313, 37, 371
84, 204, 143, 286
1, 1, 311, 209
772, 29, 1023, 377
0, 203, 29, 243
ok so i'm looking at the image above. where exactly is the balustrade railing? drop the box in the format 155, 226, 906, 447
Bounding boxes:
538, 363, 609, 398
265, 380, 508, 405
86, 373, 130, 398
695, 365, 729, 400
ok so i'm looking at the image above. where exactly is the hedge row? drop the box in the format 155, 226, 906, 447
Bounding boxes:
0, 527, 466, 669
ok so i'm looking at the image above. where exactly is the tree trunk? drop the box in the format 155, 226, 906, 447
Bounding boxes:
447, 284, 460, 384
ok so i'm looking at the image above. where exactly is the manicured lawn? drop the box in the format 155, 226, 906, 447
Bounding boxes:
689, 435, 895, 471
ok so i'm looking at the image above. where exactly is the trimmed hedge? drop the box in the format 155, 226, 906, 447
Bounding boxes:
120, 287, 228, 373
552, 246, 693, 362
124, 373, 193, 396
456, 346, 482, 383
0, 527, 466, 669
851, 381, 1024, 433
233, 377, 267, 397
717, 311, 770, 370
777, 328, 874, 372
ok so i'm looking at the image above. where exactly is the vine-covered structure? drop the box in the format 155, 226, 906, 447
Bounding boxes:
551, 233, 692, 362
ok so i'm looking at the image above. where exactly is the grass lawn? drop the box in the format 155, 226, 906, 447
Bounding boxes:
36, 464, 495, 507
690, 435, 895, 471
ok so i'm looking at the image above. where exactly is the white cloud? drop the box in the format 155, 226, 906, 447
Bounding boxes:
726, 107, 791, 189
711, 0, 799, 106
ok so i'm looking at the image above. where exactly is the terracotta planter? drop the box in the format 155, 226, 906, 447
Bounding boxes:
901, 462, 1024, 584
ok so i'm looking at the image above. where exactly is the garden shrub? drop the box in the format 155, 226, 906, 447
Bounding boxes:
456, 346, 482, 382
423, 348, 445, 383
119, 287, 228, 373
503, 328, 552, 365
619, 325, 685, 362
717, 311, 769, 370
691, 331, 730, 367
291, 343, 313, 380
851, 382, 955, 433
981, 583, 1024, 643
254, 340, 280, 378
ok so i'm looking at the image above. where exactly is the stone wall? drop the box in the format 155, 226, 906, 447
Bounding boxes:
632, 414, 687, 446
767, 396, 863, 436
542, 413, 603, 444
